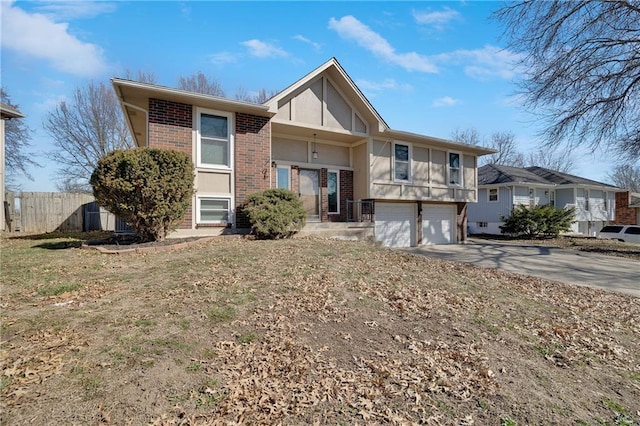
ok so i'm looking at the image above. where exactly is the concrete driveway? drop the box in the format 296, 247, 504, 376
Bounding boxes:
405, 240, 640, 297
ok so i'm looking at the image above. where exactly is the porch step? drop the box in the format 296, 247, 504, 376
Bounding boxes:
295, 222, 375, 241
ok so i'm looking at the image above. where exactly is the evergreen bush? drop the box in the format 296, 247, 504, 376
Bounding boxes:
500, 204, 575, 238
244, 189, 306, 239
90, 148, 194, 241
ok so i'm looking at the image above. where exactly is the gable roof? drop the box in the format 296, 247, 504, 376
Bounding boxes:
479, 164, 620, 189
264, 57, 389, 133
0, 102, 24, 119
264, 57, 495, 156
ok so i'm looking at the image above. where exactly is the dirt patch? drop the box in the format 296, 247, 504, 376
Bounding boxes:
1, 234, 639, 425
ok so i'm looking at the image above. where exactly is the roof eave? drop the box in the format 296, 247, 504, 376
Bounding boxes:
384, 129, 497, 155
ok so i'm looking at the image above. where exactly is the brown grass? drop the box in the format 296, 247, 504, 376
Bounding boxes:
1, 232, 639, 425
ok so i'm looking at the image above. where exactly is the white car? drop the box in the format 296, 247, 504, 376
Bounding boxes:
597, 225, 640, 244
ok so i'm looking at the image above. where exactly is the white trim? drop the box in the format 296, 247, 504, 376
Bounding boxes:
196, 196, 233, 225
196, 107, 234, 170
393, 141, 412, 183
488, 187, 499, 203
327, 169, 340, 215
447, 151, 462, 187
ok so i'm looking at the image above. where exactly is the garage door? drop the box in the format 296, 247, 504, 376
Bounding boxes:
422, 204, 455, 245
375, 203, 416, 247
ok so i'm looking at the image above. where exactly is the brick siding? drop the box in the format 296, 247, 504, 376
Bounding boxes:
615, 191, 638, 225
148, 98, 193, 228
234, 113, 271, 228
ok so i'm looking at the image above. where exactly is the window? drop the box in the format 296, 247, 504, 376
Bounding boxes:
198, 198, 230, 224
328, 170, 339, 214
448, 152, 461, 185
197, 109, 232, 168
394, 143, 410, 181
276, 166, 290, 190
488, 188, 498, 202
477, 222, 488, 228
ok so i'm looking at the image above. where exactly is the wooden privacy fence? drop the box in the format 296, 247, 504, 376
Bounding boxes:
8, 192, 123, 234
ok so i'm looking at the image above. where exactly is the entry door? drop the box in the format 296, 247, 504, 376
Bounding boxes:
299, 169, 320, 220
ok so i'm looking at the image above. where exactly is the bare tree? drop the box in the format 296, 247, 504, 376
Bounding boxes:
607, 164, 640, 192
494, 1, 640, 160
451, 128, 482, 146
481, 131, 526, 167
234, 87, 278, 104
122, 69, 157, 84
1, 88, 38, 188
178, 71, 225, 96
525, 147, 575, 174
44, 82, 133, 192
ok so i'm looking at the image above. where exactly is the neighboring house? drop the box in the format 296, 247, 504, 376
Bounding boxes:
468, 164, 620, 236
615, 191, 640, 225
1, 102, 25, 232
112, 58, 494, 247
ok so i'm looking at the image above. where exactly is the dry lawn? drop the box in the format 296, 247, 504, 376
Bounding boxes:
1, 232, 639, 425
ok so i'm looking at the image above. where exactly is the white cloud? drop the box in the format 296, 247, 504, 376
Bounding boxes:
432, 96, 460, 107
328, 15, 437, 73
33, 1, 117, 20
356, 78, 413, 96
293, 34, 321, 51
436, 45, 523, 80
412, 7, 460, 27
241, 39, 288, 58
209, 51, 239, 66
0, 1, 108, 77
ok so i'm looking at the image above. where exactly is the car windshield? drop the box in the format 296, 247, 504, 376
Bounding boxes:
600, 226, 623, 233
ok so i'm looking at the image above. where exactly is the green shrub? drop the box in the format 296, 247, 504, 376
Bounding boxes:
500, 204, 575, 238
90, 148, 194, 241
243, 189, 306, 239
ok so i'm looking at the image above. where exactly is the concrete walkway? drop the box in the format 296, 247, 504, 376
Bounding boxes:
405, 240, 640, 297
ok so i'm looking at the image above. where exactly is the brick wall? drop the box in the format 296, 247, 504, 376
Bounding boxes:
339, 170, 354, 222
148, 98, 193, 228
615, 191, 638, 224
235, 112, 271, 228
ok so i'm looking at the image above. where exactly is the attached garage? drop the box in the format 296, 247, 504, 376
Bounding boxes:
375, 202, 416, 247
422, 204, 455, 245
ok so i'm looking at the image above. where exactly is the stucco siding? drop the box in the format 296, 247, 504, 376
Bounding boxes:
353, 142, 368, 200
316, 143, 350, 167
412, 146, 429, 185
325, 80, 352, 131
463, 155, 476, 189
431, 149, 446, 186
293, 78, 323, 126
196, 171, 231, 194
371, 139, 391, 182
272, 137, 307, 163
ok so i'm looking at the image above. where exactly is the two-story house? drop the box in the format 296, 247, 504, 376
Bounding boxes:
112, 58, 493, 247
467, 164, 620, 236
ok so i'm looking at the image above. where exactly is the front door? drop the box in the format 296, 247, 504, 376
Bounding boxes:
299, 169, 320, 221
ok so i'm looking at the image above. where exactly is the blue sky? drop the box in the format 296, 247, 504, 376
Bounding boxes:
1, 0, 616, 192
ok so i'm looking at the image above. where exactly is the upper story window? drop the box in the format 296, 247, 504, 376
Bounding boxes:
448, 152, 461, 186
488, 188, 498, 202
328, 170, 339, 214
197, 109, 232, 168
394, 143, 410, 182
276, 166, 290, 190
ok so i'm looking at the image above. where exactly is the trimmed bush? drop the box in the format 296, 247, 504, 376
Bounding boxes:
90, 148, 194, 241
500, 204, 575, 238
244, 189, 306, 239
